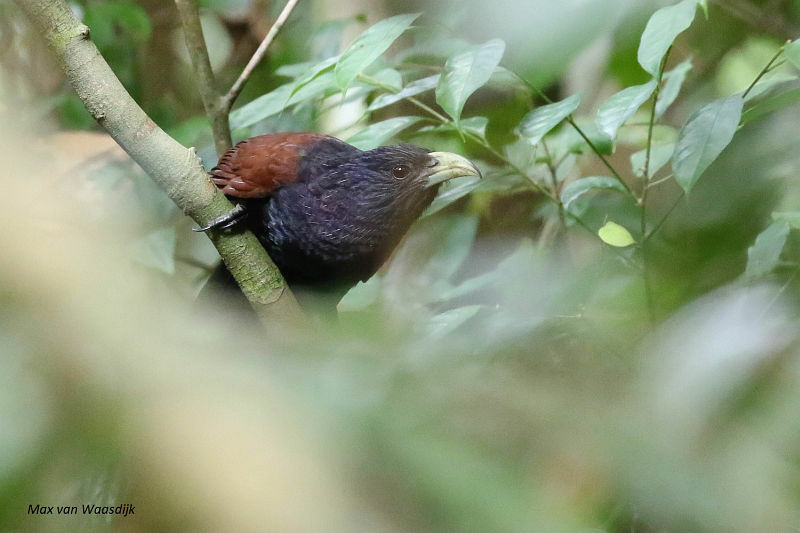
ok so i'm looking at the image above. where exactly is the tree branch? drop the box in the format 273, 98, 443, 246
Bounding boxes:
174, 0, 232, 155
16, 0, 305, 329
221, 0, 301, 113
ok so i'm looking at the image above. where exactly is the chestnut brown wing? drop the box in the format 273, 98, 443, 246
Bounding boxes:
209, 132, 329, 198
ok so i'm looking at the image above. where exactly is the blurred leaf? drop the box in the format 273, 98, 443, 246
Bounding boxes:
638, 0, 699, 76
130, 227, 177, 274
421, 117, 489, 141
783, 39, 800, 71
425, 305, 482, 338
424, 216, 479, 283
436, 39, 505, 123
630, 143, 675, 178
596, 79, 657, 140
335, 13, 420, 90
561, 177, 627, 210
772, 211, 800, 229
338, 276, 381, 312
516, 94, 581, 146
565, 119, 614, 155
276, 61, 318, 79
742, 76, 800, 125
598, 221, 636, 247
369, 68, 403, 91
504, 138, 537, 171
424, 176, 482, 217
656, 58, 692, 118
229, 84, 293, 130
672, 95, 743, 193
346, 116, 422, 150
368, 74, 440, 111
744, 221, 790, 279
84, 1, 151, 46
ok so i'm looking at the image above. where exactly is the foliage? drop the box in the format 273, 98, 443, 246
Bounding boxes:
4, 0, 800, 532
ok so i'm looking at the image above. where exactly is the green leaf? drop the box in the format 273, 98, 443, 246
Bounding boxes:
421, 117, 489, 140
742, 76, 800, 125
435, 39, 505, 123
744, 221, 790, 279
346, 116, 422, 150
656, 58, 692, 118
596, 79, 657, 140
516, 94, 581, 146
368, 75, 440, 111
229, 67, 339, 130
598, 221, 636, 247
672, 95, 743, 193
630, 143, 675, 178
564, 119, 613, 155
290, 56, 339, 98
638, 0, 698, 76
783, 39, 800, 71
772, 211, 800, 229
424, 176, 482, 217
335, 13, 420, 90
560, 177, 628, 210
369, 68, 404, 91
85, 1, 152, 45
426, 216, 479, 282
425, 306, 482, 338
229, 84, 293, 130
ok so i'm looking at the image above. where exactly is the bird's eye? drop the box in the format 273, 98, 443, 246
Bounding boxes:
392, 165, 411, 179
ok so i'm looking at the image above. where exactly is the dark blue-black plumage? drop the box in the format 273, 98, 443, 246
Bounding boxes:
201, 132, 480, 309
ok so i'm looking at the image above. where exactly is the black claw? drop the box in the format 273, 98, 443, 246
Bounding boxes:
193, 204, 248, 232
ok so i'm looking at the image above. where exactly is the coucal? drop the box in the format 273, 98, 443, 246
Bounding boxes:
197, 132, 481, 312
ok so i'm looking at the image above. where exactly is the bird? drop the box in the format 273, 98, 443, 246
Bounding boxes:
197, 132, 481, 313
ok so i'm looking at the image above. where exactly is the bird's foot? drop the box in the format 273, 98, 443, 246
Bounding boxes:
193, 203, 248, 232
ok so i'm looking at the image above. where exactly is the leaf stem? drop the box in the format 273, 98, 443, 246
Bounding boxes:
509, 72, 633, 197
541, 141, 566, 223
743, 42, 788, 99
640, 48, 670, 323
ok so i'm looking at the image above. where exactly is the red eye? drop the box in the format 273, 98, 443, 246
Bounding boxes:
392, 165, 410, 179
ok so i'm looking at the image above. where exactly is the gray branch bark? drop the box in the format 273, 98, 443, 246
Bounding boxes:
16, 0, 306, 329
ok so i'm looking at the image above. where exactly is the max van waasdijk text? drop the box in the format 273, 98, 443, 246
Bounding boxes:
28, 504, 135, 517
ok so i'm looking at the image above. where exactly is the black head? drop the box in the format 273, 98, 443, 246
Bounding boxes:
322, 143, 481, 227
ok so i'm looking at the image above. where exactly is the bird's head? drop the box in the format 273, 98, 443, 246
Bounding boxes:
320, 143, 481, 226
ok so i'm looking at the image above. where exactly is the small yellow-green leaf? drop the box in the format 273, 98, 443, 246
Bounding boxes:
598, 221, 636, 247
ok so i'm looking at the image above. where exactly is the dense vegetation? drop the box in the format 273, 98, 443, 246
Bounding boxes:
4, 0, 800, 531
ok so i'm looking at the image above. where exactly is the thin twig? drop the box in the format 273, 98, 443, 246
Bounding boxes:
541, 141, 566, 223
644, 190, 685, 243
222, 0, 300, 112
640, 49, 671, 322
743, 42, 788, 99
174, 0, 232, 155
510, 72, 634, 197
